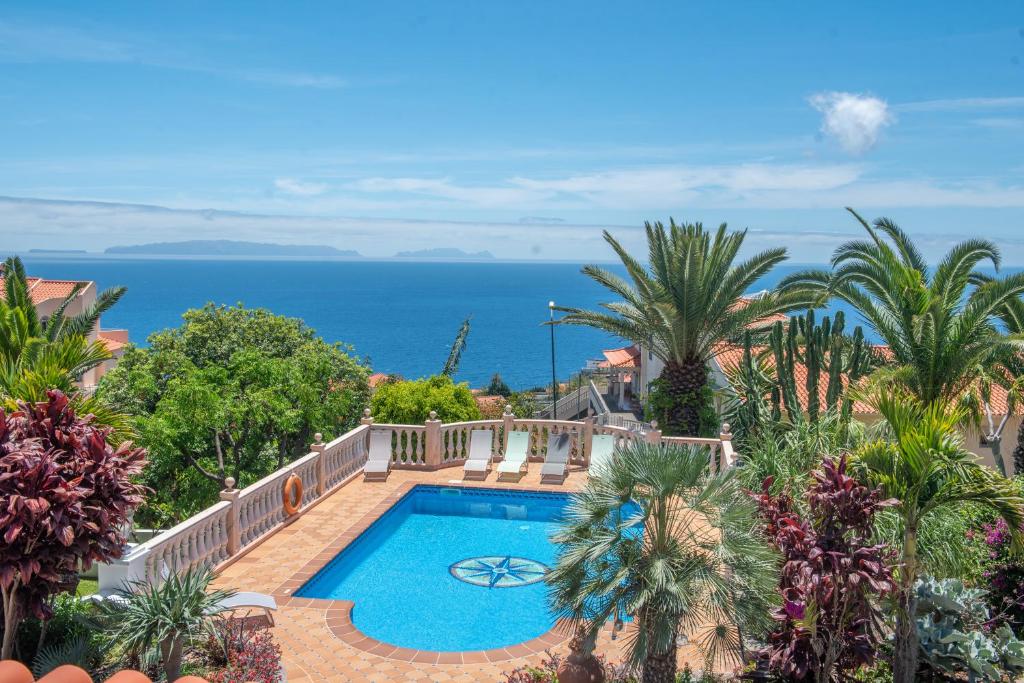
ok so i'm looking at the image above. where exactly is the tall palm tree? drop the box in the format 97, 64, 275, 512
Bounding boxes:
853, 389, 1024, 683
556, 221, 805, 435
780, 208, 1024, 408
548, 441, 778, 683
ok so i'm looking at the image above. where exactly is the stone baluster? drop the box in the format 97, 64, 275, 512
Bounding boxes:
719, 422, 735, 471
582, 415, 595, 466
312, 432, 326, 496
502, 405, 515, 454
219, 477, 240, 556
644, 420, 662, 445
424, 411, 441, 467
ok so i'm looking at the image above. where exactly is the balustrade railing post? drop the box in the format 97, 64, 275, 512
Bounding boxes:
425, 411, 442, 467
360, 408, 374, 450
582, 415, 595, 466
312, 432, 326, 496
219, 477, 241, 556
719, 422, 735, 471
502, 405, 515, 453
644, 420, 662, 445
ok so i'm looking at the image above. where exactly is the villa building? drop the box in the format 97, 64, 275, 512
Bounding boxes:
0, 273, 128, 390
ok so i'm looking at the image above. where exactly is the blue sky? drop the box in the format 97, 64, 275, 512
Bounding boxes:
1, 2, 1023, 261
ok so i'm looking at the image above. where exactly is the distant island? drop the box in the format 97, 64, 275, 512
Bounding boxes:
394, 248, 494, 259
106, 240, 361, 258
29, 248, 88, 254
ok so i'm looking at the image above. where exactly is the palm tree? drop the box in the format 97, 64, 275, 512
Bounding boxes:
852, 389, 1024, 683
556, 221, 805, 435
0, 256, 126, 414
780, 208, 1024, 408
100, 566, 235, 682
547, 441, 778, 683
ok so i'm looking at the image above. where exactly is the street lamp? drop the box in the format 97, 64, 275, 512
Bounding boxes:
549, 301, 558, 417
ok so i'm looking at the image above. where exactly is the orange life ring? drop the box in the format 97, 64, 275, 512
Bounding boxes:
283, 473, 303, 516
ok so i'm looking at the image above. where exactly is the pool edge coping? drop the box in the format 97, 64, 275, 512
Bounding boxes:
270, 480, 576, 663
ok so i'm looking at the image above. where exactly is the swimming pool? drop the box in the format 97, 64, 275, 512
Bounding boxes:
296, 485, 570, 651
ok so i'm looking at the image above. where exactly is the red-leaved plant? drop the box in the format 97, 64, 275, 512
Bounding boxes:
751, 455, 897, 682
0, 390, 146, 659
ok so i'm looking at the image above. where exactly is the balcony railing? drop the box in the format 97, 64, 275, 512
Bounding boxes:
99, 409, 735, 590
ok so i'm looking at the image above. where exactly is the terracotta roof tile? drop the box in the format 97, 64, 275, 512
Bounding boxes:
0, 275, 89, 305
599, 345, 640, 368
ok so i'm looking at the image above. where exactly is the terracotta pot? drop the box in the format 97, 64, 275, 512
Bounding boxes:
556, 653, 605, 683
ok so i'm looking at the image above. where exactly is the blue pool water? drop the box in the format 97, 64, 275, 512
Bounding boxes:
296, 485, 570, 651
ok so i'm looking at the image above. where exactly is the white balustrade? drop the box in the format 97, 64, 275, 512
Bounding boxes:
140, 501, 232, 581
127, 409, 734, 586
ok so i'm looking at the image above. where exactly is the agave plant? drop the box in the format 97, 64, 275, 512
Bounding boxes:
100, 566, 235, 682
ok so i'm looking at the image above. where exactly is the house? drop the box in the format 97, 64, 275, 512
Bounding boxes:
0, 273, 128, 390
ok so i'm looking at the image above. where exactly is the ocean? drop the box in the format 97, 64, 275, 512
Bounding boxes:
17, 256, 985, 390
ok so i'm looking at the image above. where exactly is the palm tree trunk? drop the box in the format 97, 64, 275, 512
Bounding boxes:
641, 648, 677, 683
893, 526, 920, 683
161, 636, 184, 683
659, 359, 710, 436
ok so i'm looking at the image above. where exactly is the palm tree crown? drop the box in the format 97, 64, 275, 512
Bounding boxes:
781, 208, 1024, 407
557, 220, 806, 435
853, 389, 1024, 683
547, 441, 778, 683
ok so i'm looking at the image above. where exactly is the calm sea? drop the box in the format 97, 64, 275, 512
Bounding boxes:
19, 256, 981, 390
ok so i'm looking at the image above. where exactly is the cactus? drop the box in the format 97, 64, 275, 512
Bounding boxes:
747, 309, 876, 426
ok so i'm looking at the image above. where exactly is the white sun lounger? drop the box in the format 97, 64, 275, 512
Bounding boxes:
463, 429, 495, 480
540, 432, 573, 485
363, 430, 393, 482
588, 434, 615, 475
87, 590, 278, 626
497, 431, 530, 481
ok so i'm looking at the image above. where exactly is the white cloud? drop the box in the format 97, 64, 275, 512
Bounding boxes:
274, 178, 328, 196
809, 92, 895, 155
896, 96, 1024, 112
0, 20, 345, 89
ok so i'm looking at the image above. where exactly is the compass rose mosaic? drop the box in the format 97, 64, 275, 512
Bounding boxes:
449, 555, 548, 588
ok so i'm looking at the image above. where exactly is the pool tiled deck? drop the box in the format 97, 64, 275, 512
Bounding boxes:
213, 466, 710, 682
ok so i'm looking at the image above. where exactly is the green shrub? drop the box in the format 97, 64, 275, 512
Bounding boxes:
370, 375, 481, 424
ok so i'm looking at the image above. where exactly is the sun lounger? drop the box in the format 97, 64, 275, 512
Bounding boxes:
363, 430, 393, 481
588, 434, 615, 475
497, 431, 530, 480
88, 590, 278, 626
463, 429, 495, 480
540, 432, 572, 484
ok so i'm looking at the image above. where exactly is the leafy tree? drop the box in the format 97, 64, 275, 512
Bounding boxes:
547, 441, 778, 683
97, 304, 369, 524
556, 220, 805, 436
752, 456, 896, 683
100, 566, 233, 682
781, 208, 1024, 411
852, 389, 1024, 683
0, 390, 146, 660
370, 374, 481, 424
441, 316, 471, 377
486, 372, 511, 397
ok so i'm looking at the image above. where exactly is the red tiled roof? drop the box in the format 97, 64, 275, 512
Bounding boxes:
368, 372, 390, 388
599, 345, 640, 368
714, 343, 876, 415
715, 343, 1022, 417
98, 331, 127, 353
0, 275, 88, 305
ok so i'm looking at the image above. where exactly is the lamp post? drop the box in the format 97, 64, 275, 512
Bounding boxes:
549, 300, 558, 417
